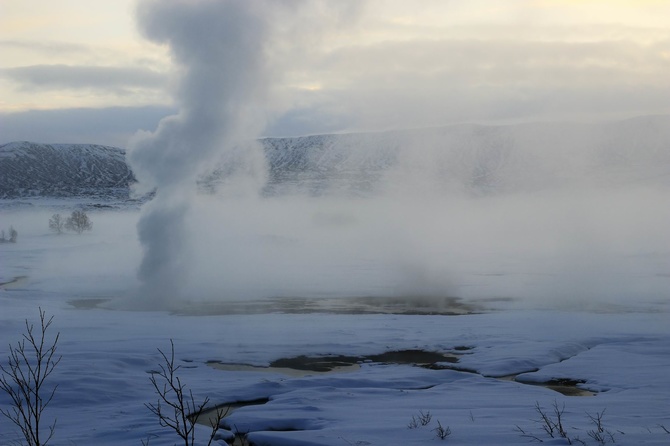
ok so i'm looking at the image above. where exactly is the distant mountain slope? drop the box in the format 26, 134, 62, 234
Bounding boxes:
253, 115, 670, 196
2, 115, 669, 199
0, 141, 134, 199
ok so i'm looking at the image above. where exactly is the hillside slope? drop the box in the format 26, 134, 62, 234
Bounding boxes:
254, 115, 670, 196
0, 141, 134, 199
2, 116, 669, 199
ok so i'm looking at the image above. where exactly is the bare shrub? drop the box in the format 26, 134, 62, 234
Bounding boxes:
586, 409, 616, 444
516, 401, 623, 445
433, 420, 451, 440
146, 340, 225, 446
48, 214, 64, 234
64, 210, 92, 234
0, 308, 61, 446
408, 410, 432, 429
515, 400, 575, 444
0, 226, 18, 243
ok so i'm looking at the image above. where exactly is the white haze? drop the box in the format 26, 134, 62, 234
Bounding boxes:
2, 152, 667, 313
166, 180, 667, 312
127, 0, 275, 305
126, 0, 360, 307
119, 0, 669, 311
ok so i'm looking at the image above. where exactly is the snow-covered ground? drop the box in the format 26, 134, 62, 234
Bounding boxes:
1, 203, 669, 445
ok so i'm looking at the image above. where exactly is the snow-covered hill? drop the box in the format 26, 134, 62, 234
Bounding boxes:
2, 115, 670, 199
0, 141, 134, 199
255, 115, 670, 196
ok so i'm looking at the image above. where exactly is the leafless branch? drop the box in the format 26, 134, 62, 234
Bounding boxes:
0, 308, 61, 446
146, 339, 223, 446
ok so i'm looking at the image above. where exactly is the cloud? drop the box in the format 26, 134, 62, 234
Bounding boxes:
3, 2, 670, 144
0, 105, 175, 147
325, 38, 667, 90
264, 105, 355, 137
0, 39, 92, 56
1, 64, 167, 94
276, 36, 670, 130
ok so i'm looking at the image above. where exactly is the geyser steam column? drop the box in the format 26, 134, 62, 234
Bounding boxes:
128, 0, 273, 305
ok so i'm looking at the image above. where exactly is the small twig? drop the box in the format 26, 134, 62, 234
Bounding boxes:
586, 409, 606, 434
433, 420, 451, 440
408, 410, 431, 429
515, 425, 544, 443
533, 402, 555, 438
551, 400, 570, 442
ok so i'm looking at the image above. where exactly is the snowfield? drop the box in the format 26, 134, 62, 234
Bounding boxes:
1, 204, 669, 445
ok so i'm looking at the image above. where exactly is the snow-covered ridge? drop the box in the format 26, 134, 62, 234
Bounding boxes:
255, 115, 670, 196
2, 115, 670, 199
0, 141, 134, 199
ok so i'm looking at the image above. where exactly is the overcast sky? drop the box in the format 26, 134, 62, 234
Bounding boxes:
2, 0, 670, 146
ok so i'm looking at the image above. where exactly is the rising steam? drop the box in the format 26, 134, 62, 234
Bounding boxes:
128, 0, 275, 305
126, 0, 669, 311
127, 0, 359, 306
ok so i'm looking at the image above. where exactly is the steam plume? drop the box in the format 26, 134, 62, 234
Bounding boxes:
128, 0, 275, 305
127, 0, 359, 306
125, 1, 668, 312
